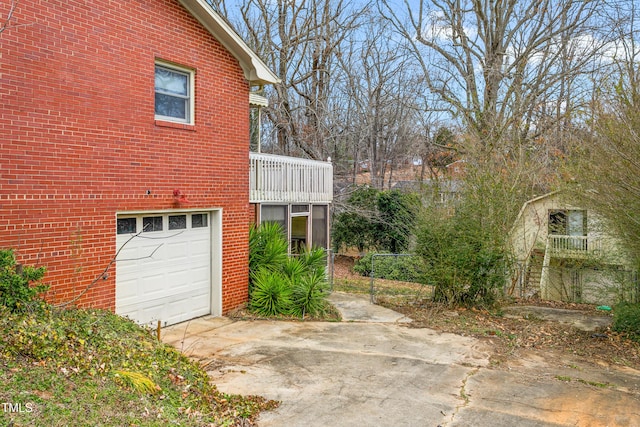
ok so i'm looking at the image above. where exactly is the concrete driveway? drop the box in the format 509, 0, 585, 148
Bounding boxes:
162, 293, 640, 427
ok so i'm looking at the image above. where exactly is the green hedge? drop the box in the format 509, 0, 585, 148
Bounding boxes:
353, 253, 427, 283
0, 249, 48, 313
613, 303, 640, 341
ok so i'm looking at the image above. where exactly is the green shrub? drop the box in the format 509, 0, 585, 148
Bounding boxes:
332, 186, 419, 253
416, 208, 505, 307
249, 268, 292, 316
291, 270, 329, 318
0, 249, 48, 312
353, 253, 427, 283
249, 222, 289, 278
376, 190, 419, 253
249, 223, 330, 317
332, 186, 379, 252
613, 303, 640, 341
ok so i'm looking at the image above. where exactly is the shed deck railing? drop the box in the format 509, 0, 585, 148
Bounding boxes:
548, 235, 602, 258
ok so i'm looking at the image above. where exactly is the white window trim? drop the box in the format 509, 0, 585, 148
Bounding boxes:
154, 60, 195, 125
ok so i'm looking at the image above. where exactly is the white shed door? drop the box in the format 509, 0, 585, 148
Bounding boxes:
115, 212, 212, 326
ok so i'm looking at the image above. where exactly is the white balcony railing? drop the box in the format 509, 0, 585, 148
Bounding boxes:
249, 152, 333, 204
548, 235, 602, 257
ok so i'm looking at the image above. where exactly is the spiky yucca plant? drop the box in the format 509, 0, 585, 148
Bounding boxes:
249, 268, 292, 316
296, 247, 327, 276
291, 269, 329, 319
249, 222, 288, 292
249, 222, 330, 317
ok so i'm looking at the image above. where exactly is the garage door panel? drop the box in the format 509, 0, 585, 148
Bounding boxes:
165, 241, 188, 260
128, 238, 166, 257
184, 294, 210, 312
166, 271, 190, 287
116, 212, 213, 326
190, 239, 209, 254
139, 304, 164, 326
117, 244, 139, 260
142, 274, 166, 295
190, 267, 209, 283
117, 278, 139, 303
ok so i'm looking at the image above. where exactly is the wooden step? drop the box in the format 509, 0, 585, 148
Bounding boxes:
525, 249, 546, 290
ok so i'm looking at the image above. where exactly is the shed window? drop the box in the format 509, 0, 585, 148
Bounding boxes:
549, 210, 587, 236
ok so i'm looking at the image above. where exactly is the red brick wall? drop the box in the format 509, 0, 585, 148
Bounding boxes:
0, 0, 251, 313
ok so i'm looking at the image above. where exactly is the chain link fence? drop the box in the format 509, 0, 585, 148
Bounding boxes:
330, 252, 433, 304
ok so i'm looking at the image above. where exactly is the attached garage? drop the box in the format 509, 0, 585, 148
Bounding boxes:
115, 210, 222, 326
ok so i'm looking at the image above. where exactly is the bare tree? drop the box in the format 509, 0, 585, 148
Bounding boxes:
334, 14, 424, 188
380, 0, 604, 159
418, 125, 458, 181
216, 1, 428, 189
0, 0, 18, 35
572, 1, 640, 264
213, 0, 366, 160
575, 88, 640, 266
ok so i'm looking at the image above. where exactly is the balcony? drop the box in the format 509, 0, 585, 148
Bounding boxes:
548, 235, 602, 258
249, 152, 333, 204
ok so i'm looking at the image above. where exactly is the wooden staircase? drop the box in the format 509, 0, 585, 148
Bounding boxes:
524, 249, 545, 296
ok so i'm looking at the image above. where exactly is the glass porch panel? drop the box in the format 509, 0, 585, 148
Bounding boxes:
291, 216, 307, 254
260, 205, 289, 236
312, 205, 328, 249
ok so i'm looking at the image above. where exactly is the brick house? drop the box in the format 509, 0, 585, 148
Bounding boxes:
0, 0, 285, 325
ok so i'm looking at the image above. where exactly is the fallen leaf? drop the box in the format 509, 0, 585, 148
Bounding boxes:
33, 390, 53, 400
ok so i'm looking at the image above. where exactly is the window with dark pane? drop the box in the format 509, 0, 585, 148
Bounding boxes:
117, 218, 136, 235
169, 215, 187, 230
142, 216, 163, 232
155, 64, 190, 122
292, 204, 309, 213
261, 205, 288, 235
192, 213, 208, 228
312, 205, 328, 249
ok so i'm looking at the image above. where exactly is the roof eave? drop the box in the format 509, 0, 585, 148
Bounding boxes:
177, 0, 280, 86
508, 190, 563, 236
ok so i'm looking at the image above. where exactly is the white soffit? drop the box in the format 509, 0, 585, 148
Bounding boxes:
249, 93, 269, 107
177, 0, 280, 86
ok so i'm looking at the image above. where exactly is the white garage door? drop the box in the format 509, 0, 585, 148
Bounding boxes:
115, 212, 212, 326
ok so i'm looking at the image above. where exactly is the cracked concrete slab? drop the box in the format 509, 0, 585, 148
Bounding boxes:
327, 292, 412, 323
162, 294, 640, 427
455, 365, 640, 427
164, 319, 488, 426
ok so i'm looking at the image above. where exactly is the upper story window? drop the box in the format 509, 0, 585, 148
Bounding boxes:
155, 62, 194, 124
548, 209, 587, 236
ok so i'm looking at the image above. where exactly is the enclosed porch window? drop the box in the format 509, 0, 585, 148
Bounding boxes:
259, 203, 329, 253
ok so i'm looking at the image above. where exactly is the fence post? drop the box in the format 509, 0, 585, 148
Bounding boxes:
370, 254, 375, 303
329, 249, 334, 292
